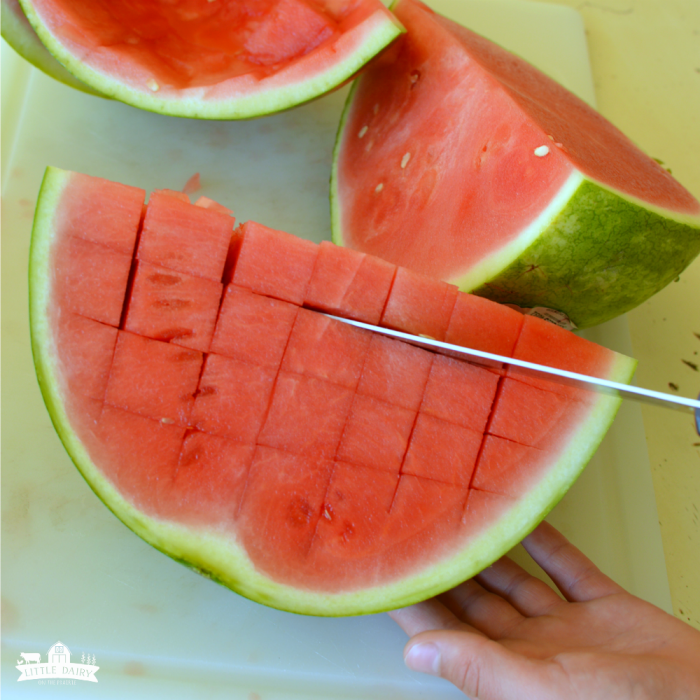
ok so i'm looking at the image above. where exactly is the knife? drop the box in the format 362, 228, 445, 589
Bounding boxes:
325, 314, 700, 435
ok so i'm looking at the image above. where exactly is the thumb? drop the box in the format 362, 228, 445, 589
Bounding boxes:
403, 630, 554, 700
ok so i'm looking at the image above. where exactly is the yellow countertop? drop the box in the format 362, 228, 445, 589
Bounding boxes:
533, 0, 700, 629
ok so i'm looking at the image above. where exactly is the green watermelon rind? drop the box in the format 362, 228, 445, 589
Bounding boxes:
31, 167, 636, 616
17, 0, 404, 119
1, 0, 104, 96
463, 177, 700, 329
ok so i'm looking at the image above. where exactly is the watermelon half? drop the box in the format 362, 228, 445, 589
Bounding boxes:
30, 167, 635, 616
331, 0, 700, 329
11, 0, 403, 118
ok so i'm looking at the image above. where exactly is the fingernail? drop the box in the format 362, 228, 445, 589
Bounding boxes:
405, 642, 440, 675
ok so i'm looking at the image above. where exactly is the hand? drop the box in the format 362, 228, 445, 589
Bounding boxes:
389, 521, 700, 700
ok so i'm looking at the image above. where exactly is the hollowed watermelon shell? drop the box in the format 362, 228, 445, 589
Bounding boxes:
11, 0, 404, 118
30, 167, 636, 616
331, 0, 700, 329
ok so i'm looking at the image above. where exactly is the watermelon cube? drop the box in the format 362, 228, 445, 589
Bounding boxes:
357, 333, 434, 411
137, 190, 233, 281
471, 435, 545, 498
55, 313, 118, 401
190, 354, 276, 443
312, 462, 398, 560
304, 241, 396, 324
446, 293, 524, 357
124, 261, 224, 352
380, 474, 466, 575
402, 414, 482, 487
257, 373, 354, 458
336, 395, 416, 473
57, 172, 144, 256
105, 331, 203, 425
95, 405, 186, 516
169, 431, 256, 526
237, 447, 334, 582
381, 267, 459, 341
281, 309, 371, 389
54, 235, 132, 327
229, 221, 318, 304
420, 354, 500, 434
210, 286, 298, 369
487, 378, 571, 447
508, 315, 616, 402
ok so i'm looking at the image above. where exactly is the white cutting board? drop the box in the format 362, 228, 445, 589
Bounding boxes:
1, 1, 671, 697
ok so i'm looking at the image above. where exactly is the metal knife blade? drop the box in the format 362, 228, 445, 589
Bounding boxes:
325, 314, 700, 431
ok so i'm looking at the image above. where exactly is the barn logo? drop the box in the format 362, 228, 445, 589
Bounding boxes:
16, 641, 99, 683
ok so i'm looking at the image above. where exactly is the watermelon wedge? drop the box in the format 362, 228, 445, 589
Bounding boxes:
331, 0, 700, 329
30, 167, 636, 616
10, 0, 404, 119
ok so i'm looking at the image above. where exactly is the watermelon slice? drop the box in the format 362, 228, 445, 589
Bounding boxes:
30, 167, 636, 615
10, 0, 404, 119
331, 0, 700, 329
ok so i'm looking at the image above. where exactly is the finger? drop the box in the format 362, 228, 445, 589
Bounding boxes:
403, 629, 563, 700
388, 598, 466, 637
439, 578, 525, 640
476, 555, 562, 617
522, 522, 623, 602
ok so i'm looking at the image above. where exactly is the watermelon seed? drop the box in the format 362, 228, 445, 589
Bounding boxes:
375, 183, 384, 193
146, 79, 160, 92
534, 146, 550, 157
373, 103, 379, 115
410, 70, 420, 87
401, 153, 411, 168
358, 126, 368, 138
160, 417, 175, 425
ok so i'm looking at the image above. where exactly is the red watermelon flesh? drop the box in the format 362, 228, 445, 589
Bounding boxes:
30, 167, 636, 616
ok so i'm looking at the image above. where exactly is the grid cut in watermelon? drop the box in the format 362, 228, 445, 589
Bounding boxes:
137, 191, 233, 281
229, 221, 318, 304
280, 309, 371, 389
257, 372, 354, 458
210, 285, 298, 369
421, 354, 500, 433
169, 432, 255, 526
402, 414, 482, 487
356, 334, 434, 412
336, 394, 416, 473
304, 241, 396, 324
55, 236, 133, 327
124, 261, 224, 352
381, 266, 459, 341
55, 313, 118, 401
190, 354, 276, 443
105, 331, 203, 426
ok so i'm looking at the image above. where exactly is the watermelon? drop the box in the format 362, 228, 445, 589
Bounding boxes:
7, 0, 403, 119
331, 0, 700, 329
30, 167, 636, 616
